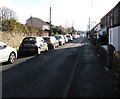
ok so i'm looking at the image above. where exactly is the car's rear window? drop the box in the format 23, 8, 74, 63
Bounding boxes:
54, 36, 61, 40
66, 36, 70, 37
43, 37, 50, 41
22, 37, 36, 44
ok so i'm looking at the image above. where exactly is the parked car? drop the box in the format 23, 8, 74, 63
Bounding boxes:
76, 34, 81, 38
0, 42, 17, 64
54, 35, 65, 46
63, 35, 68, 43
72, 35, 78, 39
19, 37, 48, 55
43, 36, 59, 49
66, 35, 73, 41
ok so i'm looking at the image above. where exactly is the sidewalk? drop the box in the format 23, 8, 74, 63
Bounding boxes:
67, 38, 118, 97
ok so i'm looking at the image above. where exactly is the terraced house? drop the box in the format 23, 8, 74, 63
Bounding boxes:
100, 1, 120, 51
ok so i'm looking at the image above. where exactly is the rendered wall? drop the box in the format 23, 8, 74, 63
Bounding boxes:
109, 26, 120, 51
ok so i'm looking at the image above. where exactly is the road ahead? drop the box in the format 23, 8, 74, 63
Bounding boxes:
2, 37, 117, 98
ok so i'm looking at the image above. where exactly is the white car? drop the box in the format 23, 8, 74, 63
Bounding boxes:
63, 35, 68, 43
54, 35, 65, 46
0, 42, 17, 64
72, 35, 78, 39
66, 35, 73, 41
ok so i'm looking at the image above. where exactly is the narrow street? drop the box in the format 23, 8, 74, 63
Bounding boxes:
2, 37, 117, 98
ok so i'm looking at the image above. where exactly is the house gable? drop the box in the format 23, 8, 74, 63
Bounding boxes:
26, 17, 50, 30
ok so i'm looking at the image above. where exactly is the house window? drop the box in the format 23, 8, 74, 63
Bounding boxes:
107, 16, 110, 27
110, 13, 113, 26
114, 10, 117, 24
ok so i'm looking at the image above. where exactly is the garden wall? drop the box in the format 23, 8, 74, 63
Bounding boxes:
0, 31, 38, 50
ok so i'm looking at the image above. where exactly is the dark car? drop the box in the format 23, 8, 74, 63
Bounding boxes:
43, 36, 59, 49
19, 36, 48, 55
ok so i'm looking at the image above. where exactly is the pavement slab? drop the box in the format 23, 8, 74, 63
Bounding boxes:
67, 39, 117, 98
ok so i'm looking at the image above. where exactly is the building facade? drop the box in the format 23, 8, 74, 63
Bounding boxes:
100, 1, 120, 51
26, 17, 50, 31
100, 2, 120, 29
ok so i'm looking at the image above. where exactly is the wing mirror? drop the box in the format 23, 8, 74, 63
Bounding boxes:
3, 45, 7, 49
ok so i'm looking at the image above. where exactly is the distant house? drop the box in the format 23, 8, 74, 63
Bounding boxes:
52, 26, 66, 34
26, 17, 50, 36
26, 17, 50, 31
57, 26, 66, 33
92, 23, 101, 39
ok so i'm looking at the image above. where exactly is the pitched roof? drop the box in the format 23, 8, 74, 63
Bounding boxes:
27, 17, 49, 26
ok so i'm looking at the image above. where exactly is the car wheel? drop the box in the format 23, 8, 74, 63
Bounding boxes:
59, 42, 62, 46
8, 52, 16, 64
52, 45, 55, 49
37, 47, 41, 55
45, 47, 48, 52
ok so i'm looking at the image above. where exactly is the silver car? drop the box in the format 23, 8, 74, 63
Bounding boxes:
43, 36, 59, 49
19, 37, 48, 55
0, 42, 17, 64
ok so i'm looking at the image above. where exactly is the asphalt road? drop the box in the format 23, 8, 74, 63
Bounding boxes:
2, 37, 117, 98
2, 37, 85, 97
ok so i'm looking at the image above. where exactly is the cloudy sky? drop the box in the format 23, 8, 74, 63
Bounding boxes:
0, 0, 120, 31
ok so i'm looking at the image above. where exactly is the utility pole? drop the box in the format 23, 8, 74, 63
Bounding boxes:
72, 20, 75, 35
49, 7, 52, 36
30, 15, 32, 27
89, 17, 91, 33
87, 17, 91, 38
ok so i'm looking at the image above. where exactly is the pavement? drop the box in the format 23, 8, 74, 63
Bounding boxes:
67, 38, 118, 98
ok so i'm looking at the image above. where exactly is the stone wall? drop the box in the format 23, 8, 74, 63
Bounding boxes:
113, 51, 120, 69
0, 31, 38, 50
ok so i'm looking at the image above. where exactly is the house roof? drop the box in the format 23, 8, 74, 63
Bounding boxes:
101, 1, 120, 20
55, 26, 66, 32
27, 17, 49, 26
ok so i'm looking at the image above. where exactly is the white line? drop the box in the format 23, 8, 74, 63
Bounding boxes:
104, 66, 109, 71
63, 43, 84, 98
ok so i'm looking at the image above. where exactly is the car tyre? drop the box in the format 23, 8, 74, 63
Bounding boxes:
45, 47, 48, 52
8, 52, 16, 64
59, 42, 62, 46
52, 45, 55, 49
37, 47, 41, 55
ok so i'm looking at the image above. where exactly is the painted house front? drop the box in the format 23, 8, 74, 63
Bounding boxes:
93, 23, 101, 39
109, 26, 120, 51
108, 2, 120, 51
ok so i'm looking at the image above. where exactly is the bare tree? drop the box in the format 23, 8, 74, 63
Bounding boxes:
0, 6, 17, 20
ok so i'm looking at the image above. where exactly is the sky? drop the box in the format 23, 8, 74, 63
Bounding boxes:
0, 0, 120, 31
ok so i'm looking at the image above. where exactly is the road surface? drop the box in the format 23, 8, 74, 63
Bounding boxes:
2, 37, 117, 98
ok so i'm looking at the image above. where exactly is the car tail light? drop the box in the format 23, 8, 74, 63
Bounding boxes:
48, 40, 52, 43
34, 41, 37, 46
